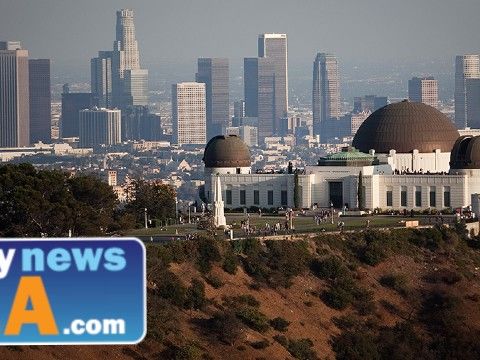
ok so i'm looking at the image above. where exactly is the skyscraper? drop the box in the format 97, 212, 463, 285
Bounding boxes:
312, 53, 340, 141
60, 85, 94, 138
111, 9, 147, 107
91, 51, 112, 108
0, 41, 29, 147
79, 108, 121, 148
172, 83, 206, 145
353, 95, 388, 113
455, 55, 480, 129
258, 33, 288, 132
244, 57, 275, 142
408, 76, 438, 108
28, 59, 51, 144
124, 69, 148, 106
466, 79, 480, 129
196, 58, 229, 140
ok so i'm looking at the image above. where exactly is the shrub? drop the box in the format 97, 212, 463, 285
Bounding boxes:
158, 271, 187, 307
196, 236, 221, 273
250, 339, 270, 349
224, 294, 260, 308
361, 240, 388, 266
322, 276, 356, 310
333, 330, 380, 360
185, 278, 206, 310
380, 273, 409, 295
353, 287, 376, 315
222, 250, 238, 274
210, 311, 243, 345
266, 240, 312, 280
423, 269, 462, 285
310, 256, 348, 280
286, 338, 318, 360
273, 334, 288, 346
321, 273, 374, 313
236, 306, 270, 333
408, 228, 444, 250
173, 342, 203, 360
204, 274, 224, 288
322, 286, 354, 310
270, 317, 290, 332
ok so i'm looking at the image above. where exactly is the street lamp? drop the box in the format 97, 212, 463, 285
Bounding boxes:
188, 202, 191, 224
144, 208, 148, 229
330, 201, 334, 224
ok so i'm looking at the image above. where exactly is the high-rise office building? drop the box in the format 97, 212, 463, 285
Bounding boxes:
79, 108, 121, 148
353, 95, 388, 113
172, 83, 206, 145
234, 100, 246, 118
91, 51, 113, 108
29, 59, 51, 143
60, 84, 94, 138
121, 105, 161, 141
0, 41, 30, 147
124, 69, 148, 106
312, 53, 340, 142
408, 76, 438, 108
455, 55, 480, 129
466, 79, 480, 129
258, 33, 288, 132
111, 9, 148, 107
196, 58, 229, 139
244, 57, 275, 142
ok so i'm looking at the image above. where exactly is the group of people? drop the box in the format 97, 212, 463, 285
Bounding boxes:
313, 210, 334, 225
240, 219, 295, 237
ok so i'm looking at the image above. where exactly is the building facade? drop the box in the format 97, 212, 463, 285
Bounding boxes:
91, 51, 113, 108
0, 41, 30, 147
79, 108, 121, 148
466, 79, 480, 129
124, 69, 148, 106
408, 76, 438, 109
29, 58, 51, 144
455, 54, 480, 129
353, 95, 387, 113
60, 87, 94, 138
244, 57, 275, 142
172, 82, 206, 145
312, 53, 340, 142
111, 9, 148, 108
196, 58, 229, 140
258, 34, 288, 133
204, 102, 480, 212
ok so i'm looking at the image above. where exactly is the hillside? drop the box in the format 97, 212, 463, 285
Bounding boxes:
2, 225, 480, 359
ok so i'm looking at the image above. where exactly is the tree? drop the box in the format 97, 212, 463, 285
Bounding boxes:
68, 175, 118, 235
125, 180, 176, 225
0, 164, 119, 237
357, 171, 365, 210
294, 170, 301, 209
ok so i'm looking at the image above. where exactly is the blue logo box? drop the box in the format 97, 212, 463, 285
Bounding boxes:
0, 238, 145, 345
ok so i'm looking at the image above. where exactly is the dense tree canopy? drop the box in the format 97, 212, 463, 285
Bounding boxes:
125, 179, 177, 224
0, 164, 116, 236
0, 165, 178, 236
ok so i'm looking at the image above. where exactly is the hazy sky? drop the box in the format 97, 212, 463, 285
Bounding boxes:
1, 0, 480, 71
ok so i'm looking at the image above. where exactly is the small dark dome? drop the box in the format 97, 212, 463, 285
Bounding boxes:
352, 100, 459, 153
450, 135, 480, 169
203, 135, 251, 168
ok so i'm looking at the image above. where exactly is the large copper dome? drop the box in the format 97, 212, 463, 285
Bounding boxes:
352, 100, 459, 153
450, 135, 480, 169
203, 135, 251, 168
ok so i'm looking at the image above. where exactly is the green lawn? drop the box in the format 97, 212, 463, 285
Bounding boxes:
124, 214, 415, 238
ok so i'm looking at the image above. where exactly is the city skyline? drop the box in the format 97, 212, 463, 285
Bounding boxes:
2, 1, 480, 72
